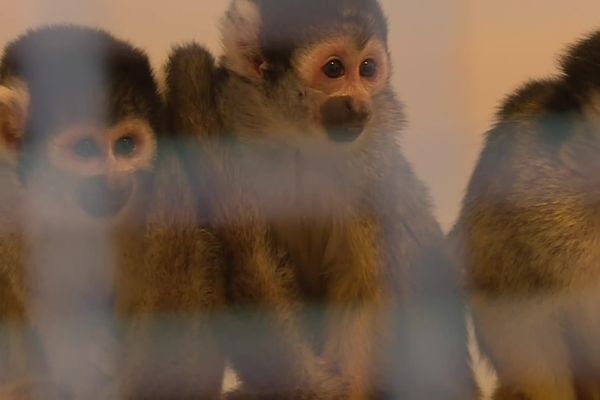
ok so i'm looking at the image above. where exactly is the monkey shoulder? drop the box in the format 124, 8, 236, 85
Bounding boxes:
165, 43, 219, 104
495, 28, 600, 126
166, 43, 217, 75
494, 29, 600, 134
469, 76, 581, 187
164, 43, 238, 110
472, 32, 600, 189
561, 29, 600, 94
496, 79, 570, 122
452, 35, 600, 292
460, 79, 580, 226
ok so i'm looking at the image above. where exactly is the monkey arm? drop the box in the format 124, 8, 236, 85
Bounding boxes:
117, 150, 226, 399
0, 271, 28, 385
391, 247, 475, 400
375, 165, 476, 399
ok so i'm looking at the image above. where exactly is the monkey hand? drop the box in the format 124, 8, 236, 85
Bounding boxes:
0, 378, 71, 400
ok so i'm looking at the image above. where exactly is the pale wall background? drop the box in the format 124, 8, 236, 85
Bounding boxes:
1, 0, 600, 231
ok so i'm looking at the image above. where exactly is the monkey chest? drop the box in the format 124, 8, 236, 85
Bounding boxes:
272, 220, 334, 299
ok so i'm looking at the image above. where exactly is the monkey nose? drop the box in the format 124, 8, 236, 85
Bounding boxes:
320, 96, 370, 143
77, 175, 133, 218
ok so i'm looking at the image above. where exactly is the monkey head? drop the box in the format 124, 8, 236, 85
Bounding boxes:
0, 26, 161, 227
221, 0, 391, 144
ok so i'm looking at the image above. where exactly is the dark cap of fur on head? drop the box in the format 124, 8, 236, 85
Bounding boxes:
0, 25, 161, 135
561, 29, 600, 96
254, 0, 388, 67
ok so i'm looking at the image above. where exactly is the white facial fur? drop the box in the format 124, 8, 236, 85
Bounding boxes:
221, 0, 265, 80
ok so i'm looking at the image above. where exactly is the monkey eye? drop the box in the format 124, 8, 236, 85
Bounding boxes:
322, 59, 345, 78
114, 135, 137, 157
359, 58, 378, 78
73, 137, 101, 159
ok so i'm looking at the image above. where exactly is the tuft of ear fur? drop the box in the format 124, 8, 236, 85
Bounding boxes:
0, 80, 29, 162
220, 0, 266, 80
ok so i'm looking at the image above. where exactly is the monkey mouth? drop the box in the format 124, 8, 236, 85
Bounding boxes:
326, 124, 365, 143
77, 176, 133, 218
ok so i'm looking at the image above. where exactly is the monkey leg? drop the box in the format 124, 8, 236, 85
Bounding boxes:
119, 315, 225, 400
0, 323, 69, 400
222, 262, 344, 398
118, 230, 227, 399
319, 218, 384, 400
565, 286, 600, 399
471, 292, 576, 400
218, 215, 344, 398
321, 303, 382, 400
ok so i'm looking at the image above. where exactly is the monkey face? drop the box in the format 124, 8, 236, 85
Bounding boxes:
221, 0, 391, 145
26, 118, 156, 225
294, 36, 390, 143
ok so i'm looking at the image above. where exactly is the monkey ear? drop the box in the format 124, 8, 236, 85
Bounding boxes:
0, 80, 29, 161
221, 0, 267, 80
